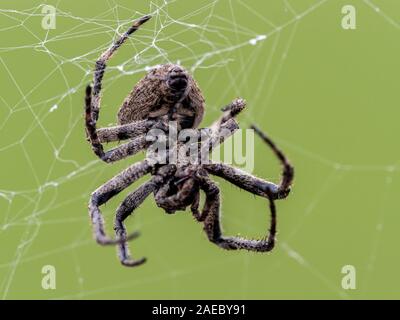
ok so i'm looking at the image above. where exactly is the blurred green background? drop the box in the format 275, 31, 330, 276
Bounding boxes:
1, 0, 400, 299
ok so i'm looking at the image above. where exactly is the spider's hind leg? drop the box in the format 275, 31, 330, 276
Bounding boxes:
198, 176, 277, 252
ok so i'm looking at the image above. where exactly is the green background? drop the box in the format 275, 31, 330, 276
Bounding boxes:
1, 0, 399, 299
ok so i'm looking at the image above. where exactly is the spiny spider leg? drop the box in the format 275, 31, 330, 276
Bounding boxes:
209, 98, 246, 135
190, 191, 201, 221
85, 15, 152, 160
197, 174, 277, 251
114, 179, 158, 267
251, 125, 294, 195
85, 86, 149, 163
92, 14, 151, 115
198, 98, 245, 160
98, 135, 148, 164
96, 120, 155, 143
89, 160, 151, 245
219, 98, 246, 122
204, 162, 283, 200
200, 118, 239, 158
204, 127, 294, 200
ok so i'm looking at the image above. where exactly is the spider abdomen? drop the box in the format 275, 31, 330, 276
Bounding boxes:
117, 64, 205, 129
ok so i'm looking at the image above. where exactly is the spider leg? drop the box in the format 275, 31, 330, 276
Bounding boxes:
198, 175, 277, 252
200, 118, 239, 161
205, 163, 284, 200
100, 135, 147, 163
198, 99, 246, 162
85, 15, 152, 159
251, 125, 294, 195
89, 160, 151, 245
204, 128, 294, 199
85, 86, 151, 163
96, 120, 155, 143
210, 98, 246, 132
114, 179, 158, 267
190, 191, 201, 221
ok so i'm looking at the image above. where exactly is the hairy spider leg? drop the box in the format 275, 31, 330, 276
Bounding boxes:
85, 15, 153, 162
251, 125, 294, 195
197, 174, 277, 251
89, 160, 151, 245
114, 179, 158, 266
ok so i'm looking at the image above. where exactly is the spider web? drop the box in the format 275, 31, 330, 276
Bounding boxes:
1, 0, 400, 299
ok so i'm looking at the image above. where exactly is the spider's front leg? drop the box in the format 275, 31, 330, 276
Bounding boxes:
197, 98, 246, 162
200, 118, 240, 159
209, 98, 246, 134
85, 86, 154, 163
96, 120, 156, 143
84, 15, 152, 163
197, 173, 277, 252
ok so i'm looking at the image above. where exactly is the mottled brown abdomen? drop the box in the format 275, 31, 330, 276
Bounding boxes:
117, 63, 205, 129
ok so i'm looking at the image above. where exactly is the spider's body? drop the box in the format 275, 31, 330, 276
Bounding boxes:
84, 15, 294, 267
118, 63, 205, 130
117, 62, 208, 214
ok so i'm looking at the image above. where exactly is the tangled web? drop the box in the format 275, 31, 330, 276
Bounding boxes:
0, 0, 399, 299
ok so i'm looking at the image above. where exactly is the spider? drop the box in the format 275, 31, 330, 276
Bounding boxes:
84, 15, 294, 267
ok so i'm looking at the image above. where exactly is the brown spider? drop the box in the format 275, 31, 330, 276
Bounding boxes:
84, 15, 294, 267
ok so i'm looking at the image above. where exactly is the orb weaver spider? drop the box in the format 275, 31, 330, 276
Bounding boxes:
84, 15, 294, 267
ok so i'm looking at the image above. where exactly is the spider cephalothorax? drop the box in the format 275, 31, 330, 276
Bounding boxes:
84, 15, 294, 267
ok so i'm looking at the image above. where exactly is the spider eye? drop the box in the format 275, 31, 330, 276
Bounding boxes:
167, 75, 188, 91
167, 67, 188, 91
